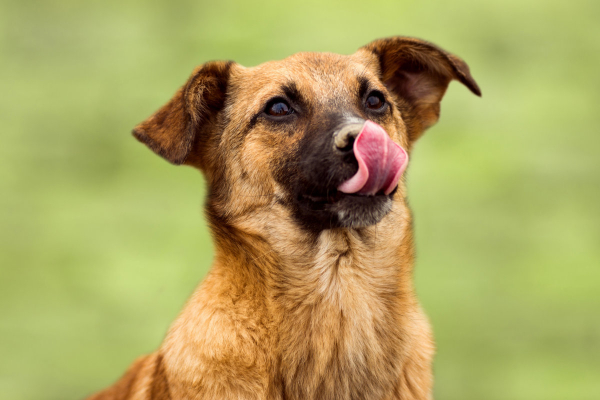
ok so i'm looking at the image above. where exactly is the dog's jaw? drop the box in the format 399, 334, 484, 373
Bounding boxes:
292, 189, 396, 230
335, 194, 394, 228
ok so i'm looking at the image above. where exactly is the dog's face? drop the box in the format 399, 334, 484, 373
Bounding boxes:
133, 37, 480, 232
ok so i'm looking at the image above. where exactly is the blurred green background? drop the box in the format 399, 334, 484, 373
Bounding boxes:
1, 0, 599, 399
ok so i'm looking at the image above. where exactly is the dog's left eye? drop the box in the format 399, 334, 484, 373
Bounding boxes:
365, 91, 386, 111
265, 98, 294, 117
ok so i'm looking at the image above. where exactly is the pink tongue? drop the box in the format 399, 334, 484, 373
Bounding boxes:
338, 120, 408, 196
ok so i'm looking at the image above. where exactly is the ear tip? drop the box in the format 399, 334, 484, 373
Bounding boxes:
448, 58, 482, 97
456, 71, 481, 97
132, 126, 156, 149
132, 126, 145, 141
130, 125, 156, 153
470, 82, 482, 97
131, 126, 187, 165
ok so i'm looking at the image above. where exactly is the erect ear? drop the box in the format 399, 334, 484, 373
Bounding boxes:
360, 37, 481, 141
132, 60, 234, 165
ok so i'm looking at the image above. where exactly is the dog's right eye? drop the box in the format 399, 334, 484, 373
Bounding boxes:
265, 99, 294, 117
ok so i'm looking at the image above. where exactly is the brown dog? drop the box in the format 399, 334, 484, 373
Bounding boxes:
88, 36, 480, 400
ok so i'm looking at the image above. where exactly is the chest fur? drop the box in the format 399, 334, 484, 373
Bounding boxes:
273, 233, 407, 400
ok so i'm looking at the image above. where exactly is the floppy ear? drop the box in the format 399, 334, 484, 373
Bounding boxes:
132, 60, 234, 165
361, 37, 481, 141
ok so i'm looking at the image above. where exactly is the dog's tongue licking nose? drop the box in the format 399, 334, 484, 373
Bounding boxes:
338, 120, 408, 196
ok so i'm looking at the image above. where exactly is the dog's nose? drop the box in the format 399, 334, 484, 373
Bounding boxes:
333, 123, 364, 153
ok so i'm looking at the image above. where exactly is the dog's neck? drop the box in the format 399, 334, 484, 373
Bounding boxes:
208, 196, 415, 302
206, 199, 417, 398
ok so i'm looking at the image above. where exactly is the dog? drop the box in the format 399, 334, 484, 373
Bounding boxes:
88, 36, 480, 400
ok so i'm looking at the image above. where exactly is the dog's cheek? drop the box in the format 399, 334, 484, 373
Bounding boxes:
391, 121, 410, 153
270, 141, 302, 200
239, 127, 295, 194
237, 141, 275, 196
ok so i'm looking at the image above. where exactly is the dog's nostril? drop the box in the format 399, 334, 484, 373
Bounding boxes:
337, 136, 355, 152
333, 123, 363, 152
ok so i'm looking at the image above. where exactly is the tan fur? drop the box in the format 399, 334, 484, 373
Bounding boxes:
89, 37, 479, 400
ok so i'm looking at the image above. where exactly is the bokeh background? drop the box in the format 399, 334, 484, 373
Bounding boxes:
1, 0, 599, 399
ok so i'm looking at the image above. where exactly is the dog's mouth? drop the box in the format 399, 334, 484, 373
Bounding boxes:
298, 190, 344, 210
293, 186, 396, 229
298, 189, 394, 211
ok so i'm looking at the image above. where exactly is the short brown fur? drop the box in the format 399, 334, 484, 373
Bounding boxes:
88, 37, 480, 400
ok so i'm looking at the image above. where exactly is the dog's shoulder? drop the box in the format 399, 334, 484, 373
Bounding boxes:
159, 268, 274, 399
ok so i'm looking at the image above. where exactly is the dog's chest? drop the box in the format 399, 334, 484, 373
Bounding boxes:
274, 235, 404, 400
278, 307, 401, 400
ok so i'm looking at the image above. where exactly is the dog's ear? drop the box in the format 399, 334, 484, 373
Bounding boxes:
361, 37, 480, 140
132, 60, 234, 165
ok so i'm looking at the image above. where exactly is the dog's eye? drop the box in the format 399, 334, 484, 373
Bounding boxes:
265, 99, 293, 117
365, 92, 385, 110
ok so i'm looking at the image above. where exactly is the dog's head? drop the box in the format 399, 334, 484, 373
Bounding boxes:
133, 37, 480, 232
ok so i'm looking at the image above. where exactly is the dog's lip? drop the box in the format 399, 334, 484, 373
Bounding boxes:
297, 188, 393, 209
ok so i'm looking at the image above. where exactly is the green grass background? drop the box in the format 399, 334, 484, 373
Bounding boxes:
1, 0, 599, 399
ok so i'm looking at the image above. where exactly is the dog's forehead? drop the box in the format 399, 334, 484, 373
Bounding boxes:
231, 52, 380, 105
252, 52, 364, 80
